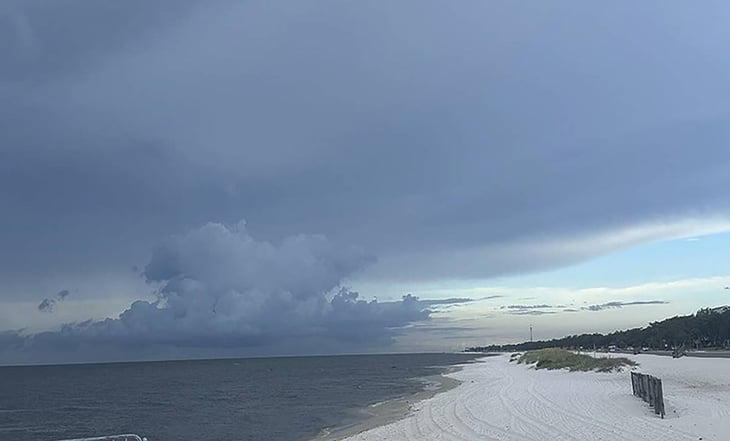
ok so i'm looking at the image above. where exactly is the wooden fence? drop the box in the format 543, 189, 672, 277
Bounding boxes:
630, 372, 665, 418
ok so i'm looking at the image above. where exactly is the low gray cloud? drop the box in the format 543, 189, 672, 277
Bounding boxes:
500, 300, 669, 315
500, 304, 562, 316
420, 297, 500, 308
37, 298, 55, 313
502, 304, 555, 310
6, 221, 436, 362
508, 310, 557, 316
582, 300, 669, 312
37, 289, 72, 313
419, 296, 503, 312
499, 300, 669, 315
421, 298, 474, 306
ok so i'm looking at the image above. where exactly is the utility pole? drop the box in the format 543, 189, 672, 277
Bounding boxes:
530, 324, 533, 343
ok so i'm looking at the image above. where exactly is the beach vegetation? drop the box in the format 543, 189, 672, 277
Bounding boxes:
515, 348, 637, 372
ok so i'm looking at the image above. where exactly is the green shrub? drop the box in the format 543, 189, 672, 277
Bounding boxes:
516, 348, 637, 372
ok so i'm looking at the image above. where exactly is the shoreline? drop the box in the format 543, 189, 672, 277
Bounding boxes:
312, 364, 467, 441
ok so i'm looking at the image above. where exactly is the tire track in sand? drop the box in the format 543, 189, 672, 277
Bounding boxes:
494, 363, 584, 441
524, 368, 698, 441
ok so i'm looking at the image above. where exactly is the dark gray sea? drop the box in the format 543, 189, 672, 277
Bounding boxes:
0, 353, 479, 441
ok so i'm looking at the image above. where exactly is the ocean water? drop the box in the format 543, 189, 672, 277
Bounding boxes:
0, 353, 478, 441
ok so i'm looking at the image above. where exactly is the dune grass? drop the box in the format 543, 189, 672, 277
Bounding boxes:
514, 348, 637, 372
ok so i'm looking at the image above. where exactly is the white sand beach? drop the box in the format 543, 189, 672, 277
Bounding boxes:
342, 354, 730, 441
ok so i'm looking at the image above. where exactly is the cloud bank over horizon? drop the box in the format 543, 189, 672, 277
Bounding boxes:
2, 1, 730, 361
1, 221, 440, 363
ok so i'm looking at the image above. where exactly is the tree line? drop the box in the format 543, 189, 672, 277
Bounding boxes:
466, 306, 730, 352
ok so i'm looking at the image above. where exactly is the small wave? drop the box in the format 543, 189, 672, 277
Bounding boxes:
421, 379, 442, 391
368, 397, 402, 408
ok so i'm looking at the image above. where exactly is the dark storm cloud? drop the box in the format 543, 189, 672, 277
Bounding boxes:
0, 331, 25, 351
3, 222, 436, 362
2, 1, 730, 288
1, 0, 200, 81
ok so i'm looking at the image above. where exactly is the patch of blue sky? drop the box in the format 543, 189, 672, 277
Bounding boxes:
497, 231, 730, 289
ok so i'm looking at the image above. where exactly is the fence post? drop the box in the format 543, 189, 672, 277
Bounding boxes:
656, 378, 665, 418
649, 376, 654, 408
630, 372, 665, 418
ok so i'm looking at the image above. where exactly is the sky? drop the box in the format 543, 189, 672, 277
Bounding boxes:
2, 1, 730, 364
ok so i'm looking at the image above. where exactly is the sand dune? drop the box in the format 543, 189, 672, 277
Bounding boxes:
343, 353, 730, 441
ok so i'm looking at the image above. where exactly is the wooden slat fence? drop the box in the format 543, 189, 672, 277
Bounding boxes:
630, 372, 665, 418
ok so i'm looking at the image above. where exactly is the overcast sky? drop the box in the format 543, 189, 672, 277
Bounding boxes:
2, 1, 730, 364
